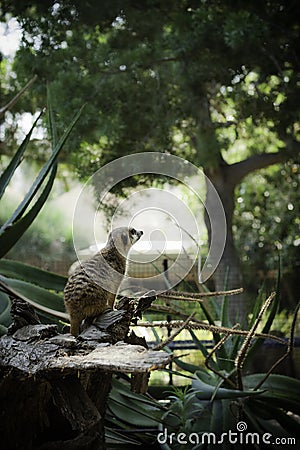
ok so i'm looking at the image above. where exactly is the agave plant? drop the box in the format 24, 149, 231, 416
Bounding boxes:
103, 278, 300, 449
0, 84, 84, 333
159, 285, 300, 449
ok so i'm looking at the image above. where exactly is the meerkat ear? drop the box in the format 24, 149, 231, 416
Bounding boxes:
121, 232, 128, 246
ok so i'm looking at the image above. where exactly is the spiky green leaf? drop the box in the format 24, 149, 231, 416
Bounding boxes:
0, 259, 66, 291
0, 103, 85, 231
0, 275, 66, 315
0, 163, 57, 257
0, 111, 43, 200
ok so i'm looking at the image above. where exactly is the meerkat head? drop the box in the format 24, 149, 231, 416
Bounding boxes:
107, 227, 143, 256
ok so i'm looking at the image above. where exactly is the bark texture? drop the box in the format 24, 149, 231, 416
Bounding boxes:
204, 151, 284, 323
0, 295, 171, 450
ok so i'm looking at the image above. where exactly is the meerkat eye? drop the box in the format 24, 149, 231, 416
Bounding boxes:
130, 228, 136, 236
121, 232, 128, 246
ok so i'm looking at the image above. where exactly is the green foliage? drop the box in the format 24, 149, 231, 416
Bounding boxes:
4, 0, 299, 174
160, 371, 300, 449
162, 288, 300, 449
0, 87, 83, 332
99, 288, 300, 448
234, 160, 300, 300
0, 92, 84, 257
0, 189, 75, 263
105, 377, 177, 448
0, 259, 66, 291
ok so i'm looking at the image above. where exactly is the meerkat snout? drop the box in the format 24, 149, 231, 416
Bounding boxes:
111, 227, 143, 255
129, 227, 143, 244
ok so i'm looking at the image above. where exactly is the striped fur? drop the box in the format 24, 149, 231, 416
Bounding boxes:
64, 227, 143, 336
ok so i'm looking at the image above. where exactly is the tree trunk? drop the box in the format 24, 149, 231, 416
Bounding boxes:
204, 165, 247, 324
0, 294, 171, 450
203, 152, 285, 324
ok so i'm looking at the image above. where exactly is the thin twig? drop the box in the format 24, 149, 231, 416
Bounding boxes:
135, 319, 286, 345
152, 312, 196, 351
158, 288, 243, 303
254, 300, 300, 391
235, 292, 276, 390
205, 325, 240, 390
149, 304, 186, 315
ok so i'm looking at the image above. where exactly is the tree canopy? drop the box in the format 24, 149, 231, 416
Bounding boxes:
1, 0, 299, 312
2, 0, 298, 172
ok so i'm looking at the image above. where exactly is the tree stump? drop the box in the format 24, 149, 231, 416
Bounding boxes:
0, 293, 171, 449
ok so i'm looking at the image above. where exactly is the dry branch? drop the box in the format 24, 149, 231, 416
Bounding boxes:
135, 318, 286, 345
158, 287, 243, 303
235, 292, 275, 390
153, 312, 196, 351
254, 300, 300, 391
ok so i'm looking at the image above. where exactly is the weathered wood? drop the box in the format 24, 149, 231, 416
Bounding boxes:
49, 342, 171, 373
131, 372, 150, 394
84, 370, 113, 449
0, 294, 171, 449
0, 371, 52, 450
50, 376, 101, 431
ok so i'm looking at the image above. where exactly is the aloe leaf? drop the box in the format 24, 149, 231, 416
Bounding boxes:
144, 313, 161, 345
0, 324, 8, 336
109, 381, 164, 427
249, 398, 300, 435
209, 400, 223, 440
194, 368, 219, 385
188, 328, 223, 372
0, 163, 57, 257
47, 86, 58, 147
105, 427, 142, 445
111, 390, 162, 417
192, 372, 262, 400
0, 111, 43, 201
0, 103, 85, 231
220, 267, 231, 327
249, 262, 281, 359
0, 291, 11, 326
198, 300, 228, 363
173, 357, 201, 374
111, 378, 166, 408
246, 300, 280, 368
228, 333, 243, 360
244, 373, 300, 402
0, 259, 66, 291
257, 396, 300, 416
220, 293, 230, 329
0, 275, 66, 315
108, 397, 162, 427
0, 75, 37, 119
189, 329, 209, 356
248, 285, 265, 328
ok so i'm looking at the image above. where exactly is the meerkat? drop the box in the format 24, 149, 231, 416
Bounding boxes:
64, 227, 143, 336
